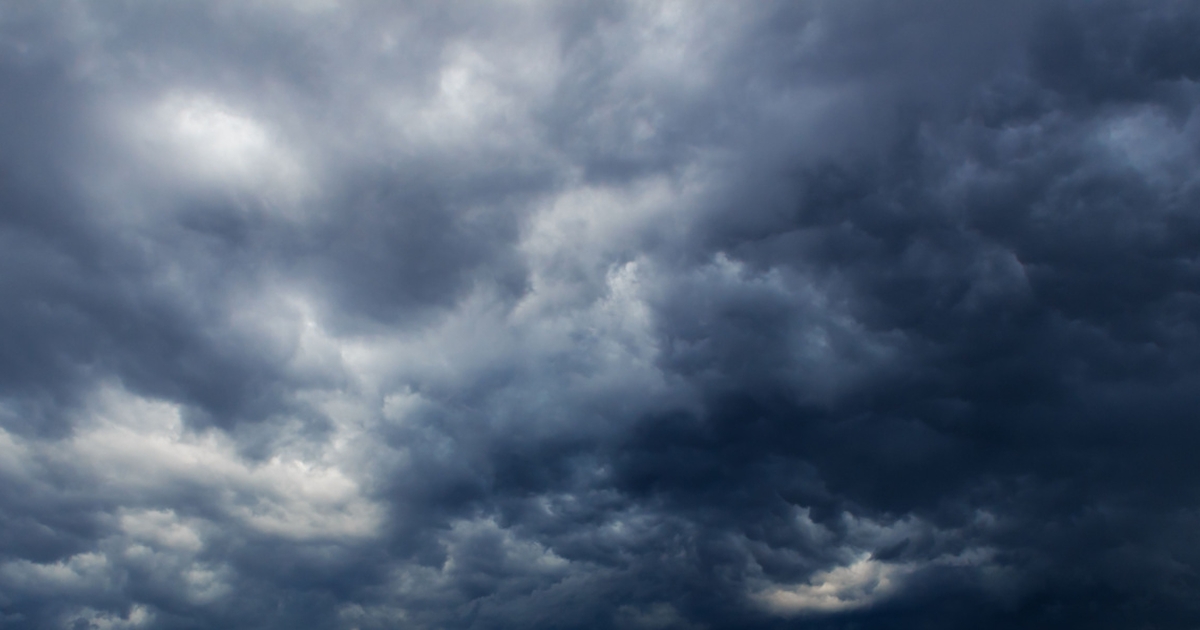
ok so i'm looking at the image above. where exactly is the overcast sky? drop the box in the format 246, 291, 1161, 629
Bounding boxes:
2, 1, 1200, 628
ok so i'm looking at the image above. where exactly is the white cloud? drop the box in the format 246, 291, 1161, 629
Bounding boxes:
756, 554, 906, 614
118, 509, 204, 553
61, 604, 154, 630
62, 384, 384, 542
752, 510, 1002, 616
114, 91, 315, 213
0, 552, 112, 596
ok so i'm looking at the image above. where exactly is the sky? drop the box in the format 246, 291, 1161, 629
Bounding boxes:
1, 1, 1200, 628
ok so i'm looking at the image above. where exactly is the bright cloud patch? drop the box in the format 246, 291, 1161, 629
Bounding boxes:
123, 92, 313, 208
756, 554, 907, 614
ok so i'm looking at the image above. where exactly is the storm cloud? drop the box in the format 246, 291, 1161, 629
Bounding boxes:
2, 1, 1200, 628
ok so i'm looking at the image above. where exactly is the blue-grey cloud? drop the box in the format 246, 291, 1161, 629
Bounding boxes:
1, 1, 1199, 628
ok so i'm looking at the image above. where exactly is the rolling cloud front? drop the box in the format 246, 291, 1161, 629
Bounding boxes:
2, 1, 1200, 628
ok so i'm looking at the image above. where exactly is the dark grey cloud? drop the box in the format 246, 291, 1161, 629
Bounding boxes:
1, 0, 1199, 628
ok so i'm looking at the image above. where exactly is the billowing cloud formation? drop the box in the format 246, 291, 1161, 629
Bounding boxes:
2, 1, 1200, 628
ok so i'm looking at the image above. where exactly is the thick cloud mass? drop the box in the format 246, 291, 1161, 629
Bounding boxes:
2, 1, 1200, 628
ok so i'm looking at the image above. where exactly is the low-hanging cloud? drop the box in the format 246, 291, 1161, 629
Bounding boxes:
1, 0, 1199, 628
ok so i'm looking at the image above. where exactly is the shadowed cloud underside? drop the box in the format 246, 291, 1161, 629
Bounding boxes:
1, 1, 1200, 628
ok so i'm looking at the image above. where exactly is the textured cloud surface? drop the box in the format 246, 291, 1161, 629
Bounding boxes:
3, 1, 1200, 628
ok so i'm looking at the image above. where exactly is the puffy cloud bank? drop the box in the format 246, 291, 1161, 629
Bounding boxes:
2, 1, 1200, 628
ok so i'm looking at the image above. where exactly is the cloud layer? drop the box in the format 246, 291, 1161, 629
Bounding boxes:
2, 1, 1200, 628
